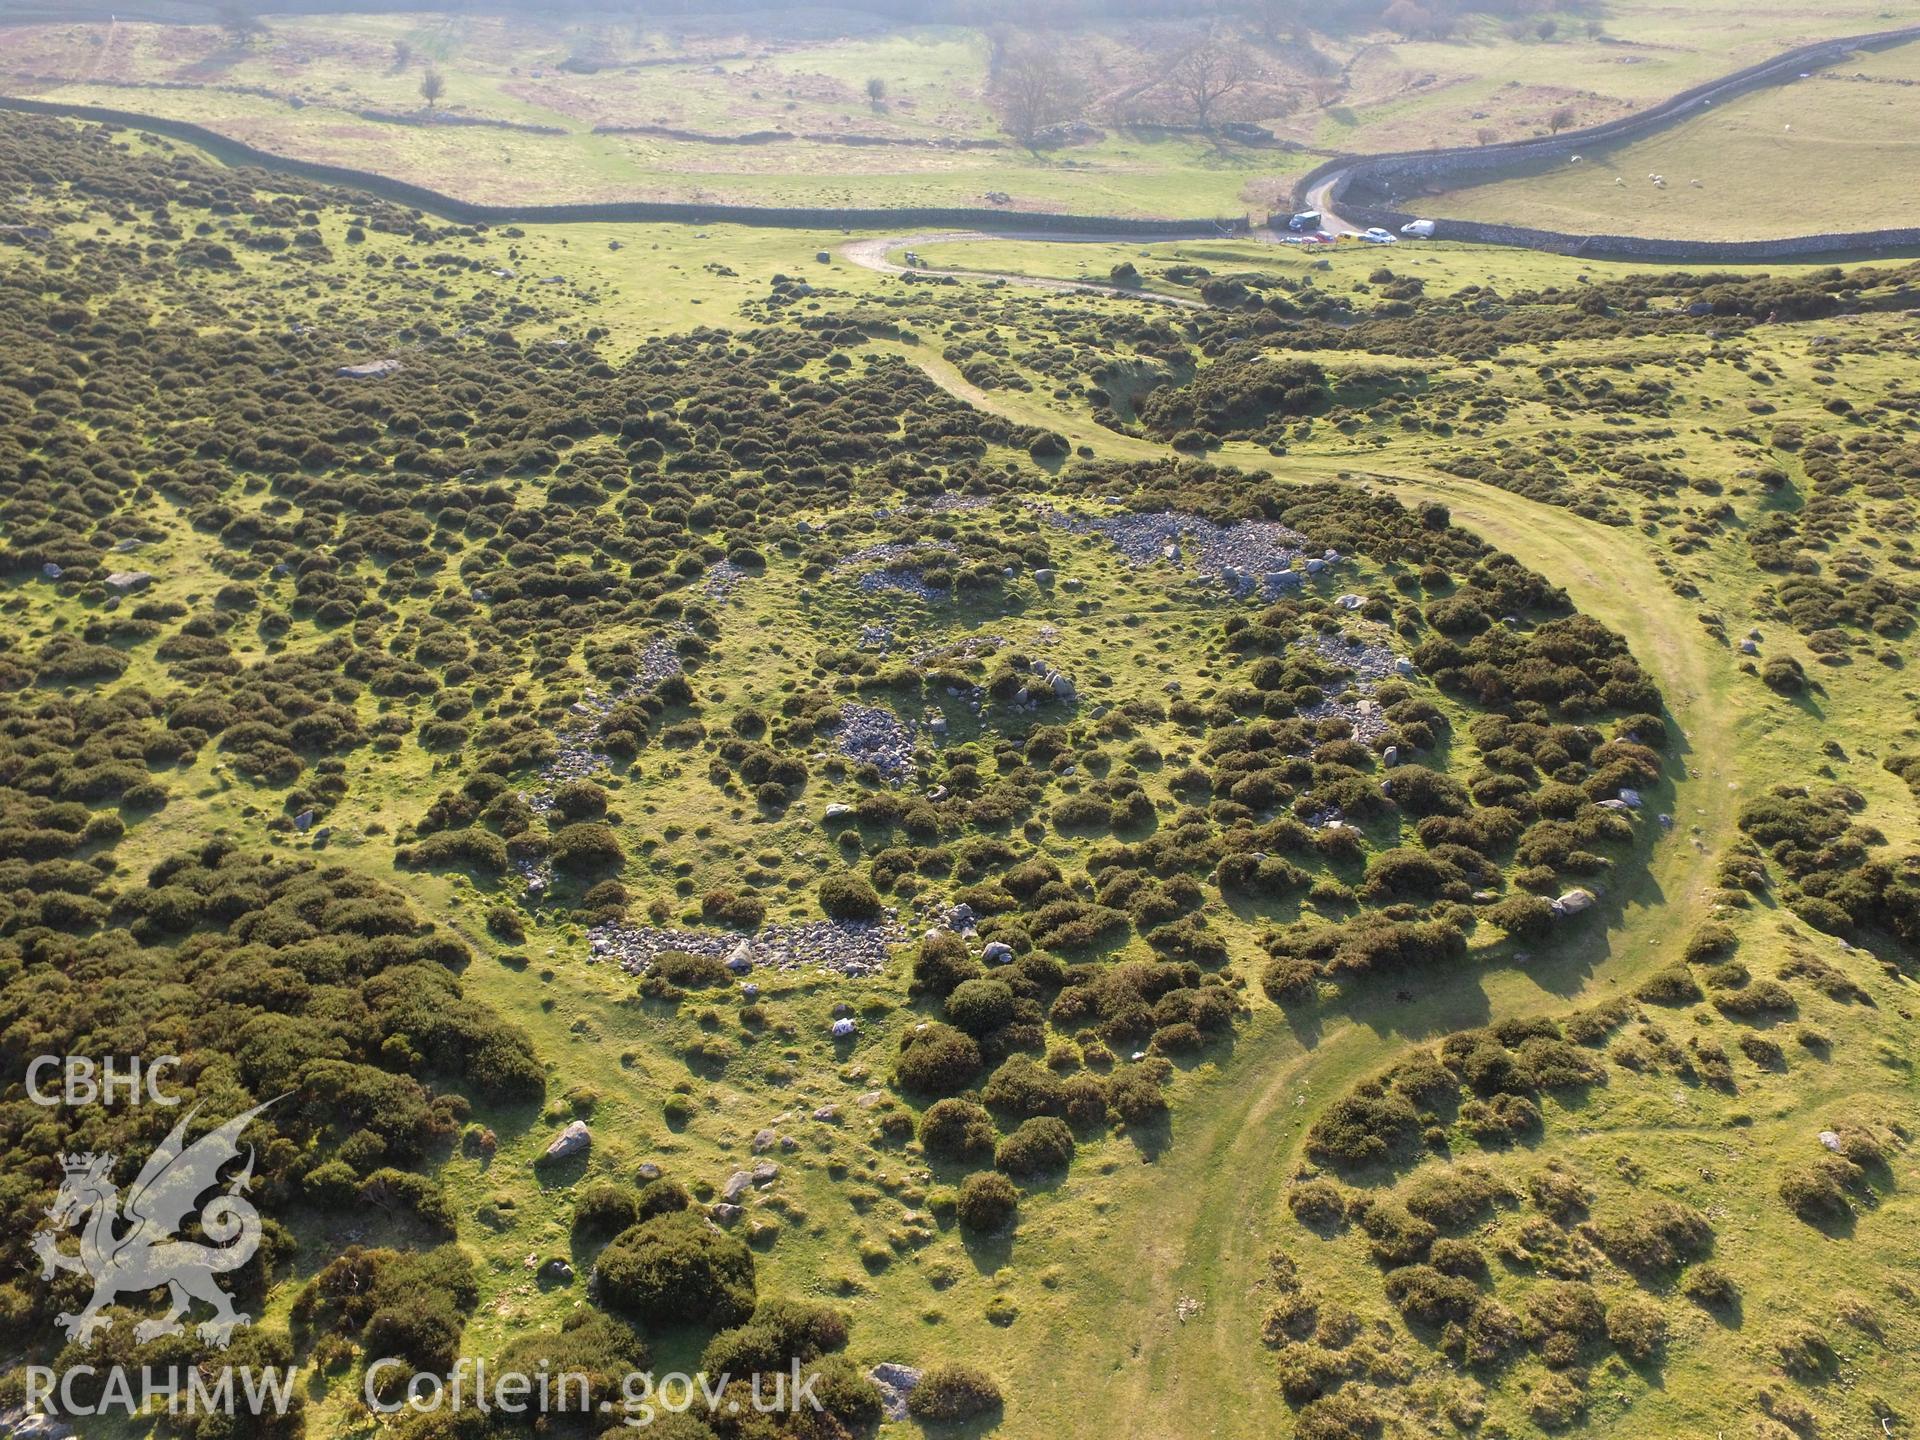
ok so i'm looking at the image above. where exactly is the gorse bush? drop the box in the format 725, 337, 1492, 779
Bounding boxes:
595, 1212, 757, 1327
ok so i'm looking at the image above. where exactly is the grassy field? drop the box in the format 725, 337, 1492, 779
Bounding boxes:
3, 107, 1919, 1440
3, 0, 1918, 220
1426, 36, 1920, 238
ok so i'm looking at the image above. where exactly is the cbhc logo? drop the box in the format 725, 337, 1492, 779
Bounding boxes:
25, 1056, 181, 1107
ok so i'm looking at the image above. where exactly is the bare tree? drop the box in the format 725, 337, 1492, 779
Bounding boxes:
392, 40, 414, 72
216, 1, 262, 47
1164, 37, 1258, 132
1547, 104, 1576, 135
990, 38, 1084, 149
1382, 0, 1434, 41
1249, 0, 1302, 44
866, 76, 887, 110
420, 68, 445, 111
1475, 125, 1498, 146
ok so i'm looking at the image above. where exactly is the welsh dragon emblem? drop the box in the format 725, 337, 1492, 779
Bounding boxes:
32, 1098, 278, 1348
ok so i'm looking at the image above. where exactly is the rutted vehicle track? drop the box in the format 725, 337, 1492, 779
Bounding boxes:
840, 232, 1211, 307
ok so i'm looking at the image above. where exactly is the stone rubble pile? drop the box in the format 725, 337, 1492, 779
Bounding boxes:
835, 703, 916, 781
1033, 507, 1332, 595
703, 560, 749, 599
514, 627, 692, 893
1290, 625, 1411, 744
590, 916, 906, 978
1297, 628, 1404, 683
857, 568, 944, 600
831, 539, 959, 601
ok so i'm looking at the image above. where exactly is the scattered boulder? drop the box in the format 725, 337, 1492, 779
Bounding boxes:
540, 1120, 591, 1163
1551, 888, 1597, 918
982, 941, 1014, 965
105, 571, 154, 593
337, 358, 402, 379
868, 1364, 923, 1423
722, 1170, 754, 1202
0, 1409, 72, 1440
830, 1017, 858, 1038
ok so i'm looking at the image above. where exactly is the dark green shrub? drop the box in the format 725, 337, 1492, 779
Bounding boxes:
595, 1211, 756, 1327
550, 822, 625, 873
994, 1116, 1074, 1177
1778, 1156, 1860, 1222
895, 1023, 983, 1096
955, 1171, 1019, 1233
1606, 1294, 1667, 1360
1286, 1179, 1348, 1229
918, 1098, 996, 1163
818, 871, 883, 920
905, 1363, 1002, 1422
573, 1181, 641, 1235
944, 977, 1016, 1036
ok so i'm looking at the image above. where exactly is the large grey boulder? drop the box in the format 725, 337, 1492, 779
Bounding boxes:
541, 1120, 591, 1162
868, 1364, 923, 1422
1551, 888, 1597, 918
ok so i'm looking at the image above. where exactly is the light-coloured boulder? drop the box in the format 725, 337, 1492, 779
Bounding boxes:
541, 1120, 591, 1162
1551, 888, 1597, 917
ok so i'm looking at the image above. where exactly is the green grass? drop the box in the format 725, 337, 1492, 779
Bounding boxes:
6, 111, 1920, 1439
1424, 38, 1920, 239
803, 235, 1920, 1437
9, 2, 1918, 219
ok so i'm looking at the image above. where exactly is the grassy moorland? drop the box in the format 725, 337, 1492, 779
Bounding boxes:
0, 105, 1915, 1440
